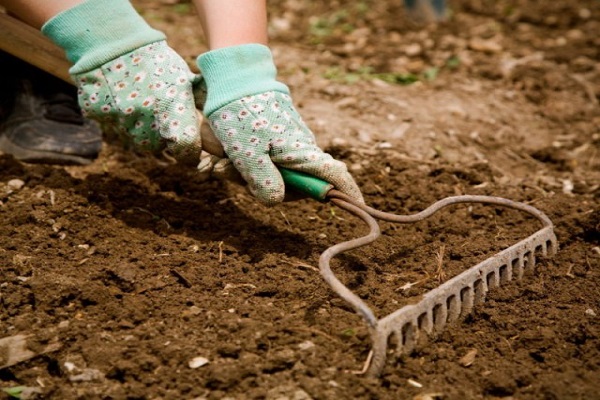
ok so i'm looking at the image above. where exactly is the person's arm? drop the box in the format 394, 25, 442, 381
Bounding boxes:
192, 1, 364, 205
0, 0, 84, 28
192, 0, 268, 49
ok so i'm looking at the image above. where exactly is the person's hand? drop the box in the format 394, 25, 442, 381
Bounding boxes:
197, 44, 363, 206
42, 0, 202, 165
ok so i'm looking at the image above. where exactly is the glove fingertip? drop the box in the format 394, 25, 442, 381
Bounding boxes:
246, 166, 286, 206
249, 183, 286, 206
306, 160, 365, 204
340, 180, 365, 204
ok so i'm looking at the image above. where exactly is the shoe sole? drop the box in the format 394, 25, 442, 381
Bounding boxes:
0, 135, 96, 165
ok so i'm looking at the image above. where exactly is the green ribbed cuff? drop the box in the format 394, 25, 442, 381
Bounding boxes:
197, 44, 290, 116
42, 0, 166, 74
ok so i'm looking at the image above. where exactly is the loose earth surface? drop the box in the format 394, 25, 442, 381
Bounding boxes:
1, 0, 599, 399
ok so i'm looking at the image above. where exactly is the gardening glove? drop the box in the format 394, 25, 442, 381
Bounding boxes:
41, 0, 202, 165
197, 44, 364, 206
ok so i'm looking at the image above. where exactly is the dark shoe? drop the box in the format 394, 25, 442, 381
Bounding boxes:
0, 53, 102, 165
0, 80, 102, 165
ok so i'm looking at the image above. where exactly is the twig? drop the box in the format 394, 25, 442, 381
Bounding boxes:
280, 211, 291, 227
397, 273, 431, 292
503, 148, 546, 167
565, 263, 575, 279
434, 245, 446, 283
503, 337, 515, 354
171, 269, 192, 288
290, 262, 320, 273
218, 241, 224, 263
345, 350, 373, 375
569, 74, 599, 105
223, 283, 258, 290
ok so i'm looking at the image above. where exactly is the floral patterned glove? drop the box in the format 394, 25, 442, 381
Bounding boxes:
42, 0, 202, 165
197, 44, 363, 206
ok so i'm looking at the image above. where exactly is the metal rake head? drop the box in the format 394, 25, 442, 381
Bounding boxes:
319, 192, 558, 377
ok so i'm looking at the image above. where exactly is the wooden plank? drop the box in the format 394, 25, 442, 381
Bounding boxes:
0, 12, 72, 84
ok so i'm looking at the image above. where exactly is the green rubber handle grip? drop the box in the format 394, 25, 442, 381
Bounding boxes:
279, 168, 334, 201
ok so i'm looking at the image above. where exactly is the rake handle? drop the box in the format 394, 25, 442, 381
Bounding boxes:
0, 12, 71, 84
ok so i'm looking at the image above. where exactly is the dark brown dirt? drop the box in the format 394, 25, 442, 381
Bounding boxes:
1, 0, 599, 399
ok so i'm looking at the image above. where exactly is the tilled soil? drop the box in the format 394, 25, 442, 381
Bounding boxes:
1, 0, 599, 399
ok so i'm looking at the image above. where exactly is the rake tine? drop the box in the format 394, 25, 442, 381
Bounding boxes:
432, 303, 447, 333
446, 292, 461, 323
473, 278, 488, 306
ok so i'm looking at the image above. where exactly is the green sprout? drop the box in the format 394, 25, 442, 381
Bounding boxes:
3, 387, 26, 399
340, 328, 356, 337
323, 66, 420, 85
446, 55, 461, 69
423, 67, 439, 81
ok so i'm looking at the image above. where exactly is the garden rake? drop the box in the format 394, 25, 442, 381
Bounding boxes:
280, 172, 557, 377
1, 12, 558, 378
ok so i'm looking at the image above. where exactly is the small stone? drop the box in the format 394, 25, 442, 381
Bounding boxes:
469, 37, 503, 53
459, 348, 478, 367
350, 163, 363, 172
69, 368, 104, 382
376, 142, 393, 149
297, 340, 315, 351
7, 179, 25, 190
271, 16, 291, 33
63, 361, 77, 372
562, 180, 574, 195
404, 43, 423, 57
331, 137, 349, 147
188, 356, 209, 369
566, 29, 584, 40
585, 308, 597, 317
579, 8, 591, 19
189, 306, 202, 315
58, 320, 70, 329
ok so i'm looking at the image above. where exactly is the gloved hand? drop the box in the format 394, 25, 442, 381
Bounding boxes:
197, 44, 363, 206
41, 0, 202, 165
